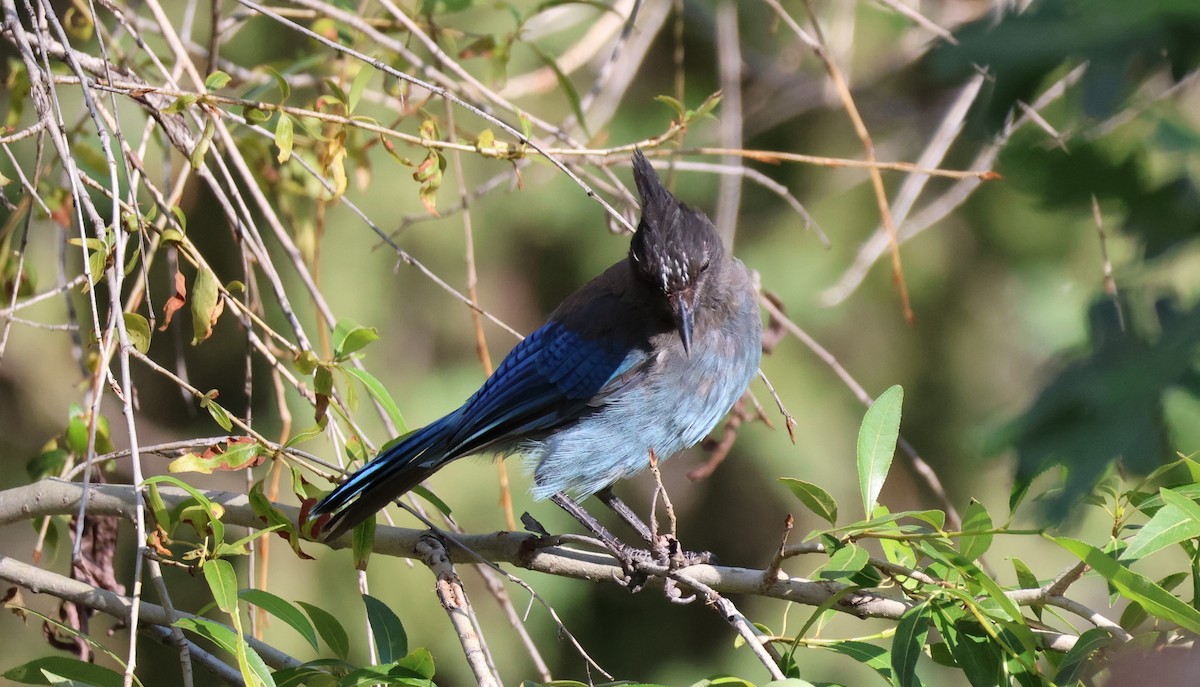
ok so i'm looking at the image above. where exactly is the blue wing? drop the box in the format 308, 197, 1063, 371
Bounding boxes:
312, 320, 647, 540
442, 321, 644, 455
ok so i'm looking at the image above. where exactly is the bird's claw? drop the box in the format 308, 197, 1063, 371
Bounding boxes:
602, 536, 713, 597
608, 543, 656, 592
664, 577, 698, 604
653, 534, 715, 569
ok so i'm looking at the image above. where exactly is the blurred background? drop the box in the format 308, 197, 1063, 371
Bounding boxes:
2, 0, 1200, 684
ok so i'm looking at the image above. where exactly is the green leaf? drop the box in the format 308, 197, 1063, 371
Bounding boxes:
205, 70, 232, 90
931, 609, 1003, 687
190, 265, 223, 344
1127, 482, 1200, 516
142, 475, 225, 544
1122, 487, 1200, 562
297, 601, 350, 660
4, 657, 125, 687
347, 66, 371, 113
214, 524, 284, 558
395, 648, 435, 679
816, 544, 869, 582
163, 93, 198, 115
857, 385, 903, 517
892, 601, 931, 687
1011, 557, 1042, 620
1052, 627, 1110, 685
411, 485, 452, 516
957, 500, 994, 561
275, 113, 294, 164
655, 95, 686, 120
820, 640, 894, 682
363, 594, 408, 664
174, 617, 275, 687
170, 439, 264, 474
341, 366, 407, 433
818, 508, 946, 538
352, 517, 375, 571
687, 90, 723, 122
1055, 536, 1200, 634
314, 366, 333, 397
239, 589, 319, 652
199, 390, 234, 431
190, 116, 216, 169
780, 478, 838, 525
332, 319, 380, 359
122, 312, 152, 353
146, 482, 172, 533
203, 558, 239, 614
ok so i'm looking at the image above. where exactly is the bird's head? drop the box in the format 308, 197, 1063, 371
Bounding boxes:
628, 150, 725, 355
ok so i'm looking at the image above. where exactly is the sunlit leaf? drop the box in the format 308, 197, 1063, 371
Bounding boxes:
1055, 536, 1200, 633
203, 558, 239, 614
342, 366, 407, 433
858, 385, 903, 517
779, 477, 837, 525
205, 70, 232, 90
332, 319, 380, 359
275, 113, 294, 164
957, 500, 994, 561
1122, 487, 1200, 562
816, 543, 869, 582
239, 589, 319, 652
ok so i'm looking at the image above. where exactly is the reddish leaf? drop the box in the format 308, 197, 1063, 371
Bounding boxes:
159, 269, 187, 331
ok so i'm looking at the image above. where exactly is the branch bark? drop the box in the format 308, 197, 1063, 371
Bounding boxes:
0, 479, 1083, 654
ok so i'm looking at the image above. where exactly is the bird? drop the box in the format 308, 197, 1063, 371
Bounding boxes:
311, 150, 763, 546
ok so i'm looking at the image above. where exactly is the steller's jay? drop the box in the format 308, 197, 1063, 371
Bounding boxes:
312, 151, 762, 551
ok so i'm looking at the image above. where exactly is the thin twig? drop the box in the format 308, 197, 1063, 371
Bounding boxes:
414, 535, 502, 687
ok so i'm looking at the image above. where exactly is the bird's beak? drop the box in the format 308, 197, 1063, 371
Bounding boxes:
669, 290, 696, 355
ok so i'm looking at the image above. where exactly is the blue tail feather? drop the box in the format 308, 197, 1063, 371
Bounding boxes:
312, 415, 457, 540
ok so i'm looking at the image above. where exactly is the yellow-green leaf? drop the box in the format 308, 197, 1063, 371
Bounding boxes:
275, 114, 294, 164
122, 312, 151, 354
191, 266, 223, 344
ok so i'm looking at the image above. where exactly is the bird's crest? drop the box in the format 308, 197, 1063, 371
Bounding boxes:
629, 150, 722, 295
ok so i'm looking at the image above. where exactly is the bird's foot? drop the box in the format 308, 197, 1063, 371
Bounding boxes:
652, 534, 715, 569
609, 543, 661, 592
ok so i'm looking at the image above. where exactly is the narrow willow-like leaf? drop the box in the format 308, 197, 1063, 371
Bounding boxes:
202, 558, 238, 614
817, 544, 870, 582
1122, 487, 1200, 562
1056, 537, 1200, 634
857, 385, 903, 517
239, 589, 319, 651
4, 657, 125, 687
1052, 627, 1111, 685
892, 601, 931, 687
342, 366, 407, 433
779, 477, 838, 525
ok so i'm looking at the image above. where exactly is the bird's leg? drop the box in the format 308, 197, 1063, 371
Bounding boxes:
597, 487, 714, 569
594, 486, 654, 544
549, 492, 655, 589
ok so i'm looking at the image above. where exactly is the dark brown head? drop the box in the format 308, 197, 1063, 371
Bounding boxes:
628, 150, 725, 354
